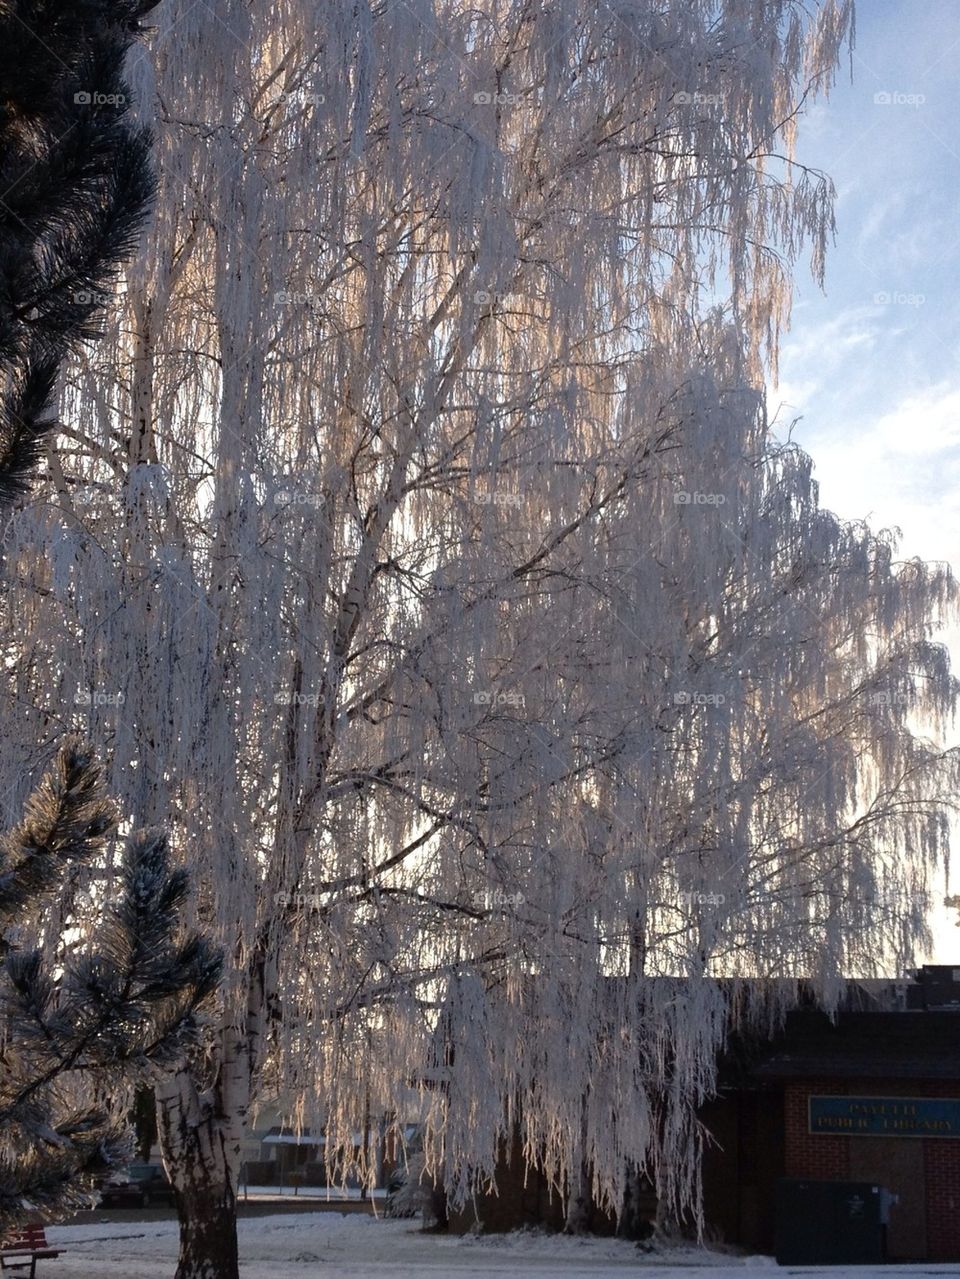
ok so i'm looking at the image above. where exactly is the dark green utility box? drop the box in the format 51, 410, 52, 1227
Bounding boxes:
775, 1179, 884, 1264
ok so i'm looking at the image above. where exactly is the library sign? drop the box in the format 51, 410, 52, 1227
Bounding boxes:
809, 1096, 960, 1138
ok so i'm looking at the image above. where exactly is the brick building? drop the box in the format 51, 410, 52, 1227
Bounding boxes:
449, 966, 960, 1260
703, 965, 960, 1260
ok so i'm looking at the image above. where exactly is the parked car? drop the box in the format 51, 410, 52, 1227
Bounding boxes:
99, 1164, 175, 1209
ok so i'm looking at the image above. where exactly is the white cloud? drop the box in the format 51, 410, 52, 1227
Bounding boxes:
778, 306, 879, 386
794, 383, 960, 567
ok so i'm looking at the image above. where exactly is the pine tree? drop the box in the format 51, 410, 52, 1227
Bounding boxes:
0, 0, 158, 511
0, 2, 221, 1235
0, 737, 221, 1231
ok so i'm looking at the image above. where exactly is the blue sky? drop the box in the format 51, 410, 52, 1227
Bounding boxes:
778, 1, 959, 572
774, 1, 960, 961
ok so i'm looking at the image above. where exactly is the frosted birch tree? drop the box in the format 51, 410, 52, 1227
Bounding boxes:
2, 1, 958, 1275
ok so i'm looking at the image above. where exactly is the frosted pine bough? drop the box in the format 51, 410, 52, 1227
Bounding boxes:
2, 0, 958, 1271
0, 741, 221, 1231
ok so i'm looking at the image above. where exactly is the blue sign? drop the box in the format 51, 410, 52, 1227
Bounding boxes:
809, 1095, 960, 1138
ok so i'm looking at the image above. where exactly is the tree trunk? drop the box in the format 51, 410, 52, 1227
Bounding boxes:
157, 1026, 250, 1279
618, 1162, 654, 1240
172, 1180, 238, 1279
564, 1097, 592, 1234
564, 1159, 591, 1234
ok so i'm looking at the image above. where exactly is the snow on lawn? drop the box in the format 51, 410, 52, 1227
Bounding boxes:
44, 1212, 960, 1279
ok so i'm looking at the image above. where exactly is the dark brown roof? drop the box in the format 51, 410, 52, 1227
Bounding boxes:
752, 1009, 960, 1081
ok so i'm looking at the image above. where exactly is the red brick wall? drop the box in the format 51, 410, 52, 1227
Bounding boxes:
784, 1078, 850, 1180
783, 1078, 960, 1261
925, 1136, 960, 1260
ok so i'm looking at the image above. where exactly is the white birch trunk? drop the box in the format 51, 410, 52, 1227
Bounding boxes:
564, 1099, 592, 1234
157, 1023, 251, 1279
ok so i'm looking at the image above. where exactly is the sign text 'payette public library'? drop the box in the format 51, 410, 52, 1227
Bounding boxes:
809, 1096, 960, 1138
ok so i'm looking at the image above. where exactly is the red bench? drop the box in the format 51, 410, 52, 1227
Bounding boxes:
0, 1225, 60, 1277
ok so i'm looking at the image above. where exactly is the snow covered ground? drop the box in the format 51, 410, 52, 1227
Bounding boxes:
43, 1212, 960, 1278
